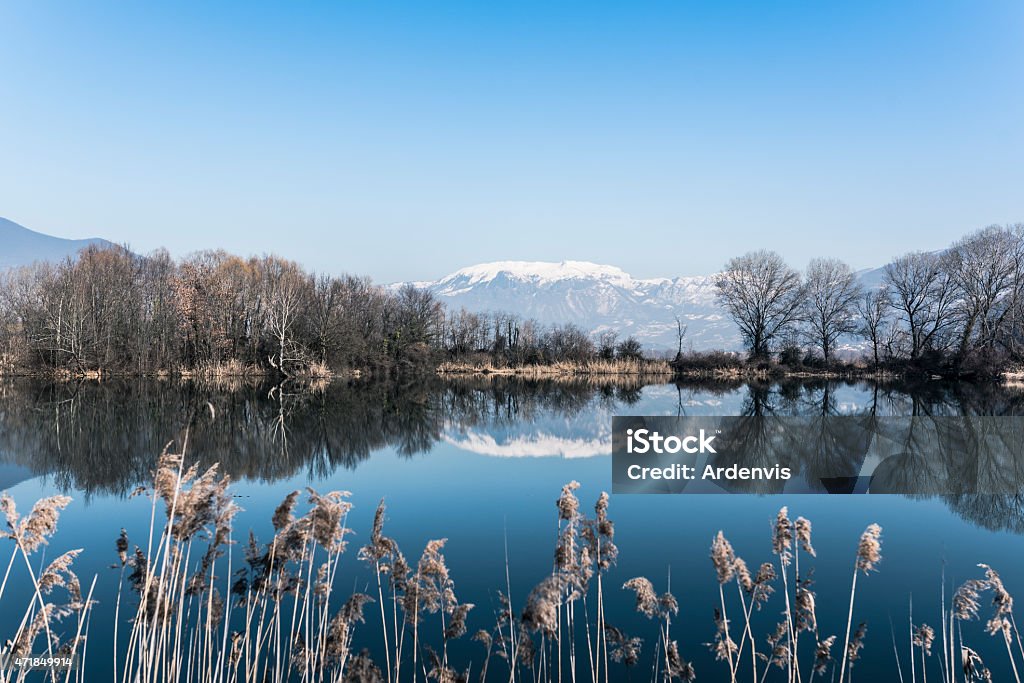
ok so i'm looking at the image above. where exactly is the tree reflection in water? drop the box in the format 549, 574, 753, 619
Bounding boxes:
1, 376, 1023, 531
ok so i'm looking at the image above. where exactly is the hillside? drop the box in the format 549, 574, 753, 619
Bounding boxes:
0, 217, 113, 269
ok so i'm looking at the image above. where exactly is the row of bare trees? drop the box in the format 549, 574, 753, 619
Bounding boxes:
0, 246, 445, 375
0, 246, 646, 376
714, 224, 1024, 373
439, 308, 645, 365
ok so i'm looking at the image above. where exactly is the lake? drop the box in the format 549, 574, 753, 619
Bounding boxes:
1, 376, 1022, 681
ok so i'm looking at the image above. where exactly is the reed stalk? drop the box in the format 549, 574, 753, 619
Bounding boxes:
839, 524, 882, 683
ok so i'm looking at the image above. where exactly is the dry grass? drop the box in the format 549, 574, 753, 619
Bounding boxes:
436, 358, 674, 378
0, 358, 345, 383
178, 360, 267, 379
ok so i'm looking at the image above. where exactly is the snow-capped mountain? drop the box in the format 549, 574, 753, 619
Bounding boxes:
403, 260, 742, 351
404, 260, 888, 352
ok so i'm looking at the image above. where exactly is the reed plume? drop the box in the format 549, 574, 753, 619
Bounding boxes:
665, 639, 697, 682
604, 624, 642, 668
523, 574, 569, 636
711, 531, 737, 585
734, 557, 753, 593
709, 531, 740, 679
750, 563, 777, 609
846, 622, 867, 675
792, 514, 815, 682
794, 517, 815, 558
735, 559, 775, 682
622, 577, 658, 619
954, 579, 986, 621
272, 490, 301, 531
839, 524, 882, 683
2, 492, 73, 553
855, 524, 882, 573
591, 492, 616, 567
767, 621, 791, 672
623, 575, 687, 682
978, 564, 1013, 639
772, 507, 793, 566
794, 577, 817, 635
913, 623, 934, 683
556, 481, 581, 521
1, 490, 94, 676
955, 564, 1022, 683
812, 635, 836, 677
117, 528, 129, 566
358, 498, 407, 683
325, 593, 374, 661
771, 508, 796, 683
306, 487, 353, 552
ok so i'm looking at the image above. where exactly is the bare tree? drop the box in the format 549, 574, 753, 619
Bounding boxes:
597, 331, 618, 360
673, 315, 688, 361
396, 285, 443, 343
803, 258, 861, 363
309, 274, 344, 364
714, 250, 804, 358
615, 336, 644, 360
542, 324, 594, 362
884, 251, 958, 360
946, 224, 1024, 358
261, 256, 313, 375
856, 287, 891, 366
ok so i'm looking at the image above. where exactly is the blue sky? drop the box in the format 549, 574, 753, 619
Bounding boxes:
1, 1, 1022, 282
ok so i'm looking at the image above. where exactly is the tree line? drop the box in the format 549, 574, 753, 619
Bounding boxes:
2, 223, 1021, 378
713, 223, 1024, 376
0, 247, 437, 375
0, 245, 646, 376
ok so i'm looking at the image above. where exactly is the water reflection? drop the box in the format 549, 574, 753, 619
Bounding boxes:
1, 377, 1023, 531
0, 377, 647, 493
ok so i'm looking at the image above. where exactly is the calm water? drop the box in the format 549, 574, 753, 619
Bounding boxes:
2, 377, 1023, 681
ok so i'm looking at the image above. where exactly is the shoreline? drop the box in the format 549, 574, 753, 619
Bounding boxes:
0, 360, 1016, 384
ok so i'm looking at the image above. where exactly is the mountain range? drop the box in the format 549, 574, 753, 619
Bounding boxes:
403, 260, 886, 352
0, 217, 113, 270
404, 261, 738, 350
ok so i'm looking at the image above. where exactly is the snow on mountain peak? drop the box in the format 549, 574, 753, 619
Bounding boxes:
411, 260, 739, 350
440, 261, 634, 287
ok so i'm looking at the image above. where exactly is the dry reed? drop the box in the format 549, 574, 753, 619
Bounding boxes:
2, 461, 1016, 683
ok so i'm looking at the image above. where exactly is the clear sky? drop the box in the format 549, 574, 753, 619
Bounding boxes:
1, 1, 1023, 283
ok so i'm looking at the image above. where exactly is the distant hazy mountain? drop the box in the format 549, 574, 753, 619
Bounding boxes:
404, 260, 886, 352
0, 217, 113, 270
855, 264, 889, 290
